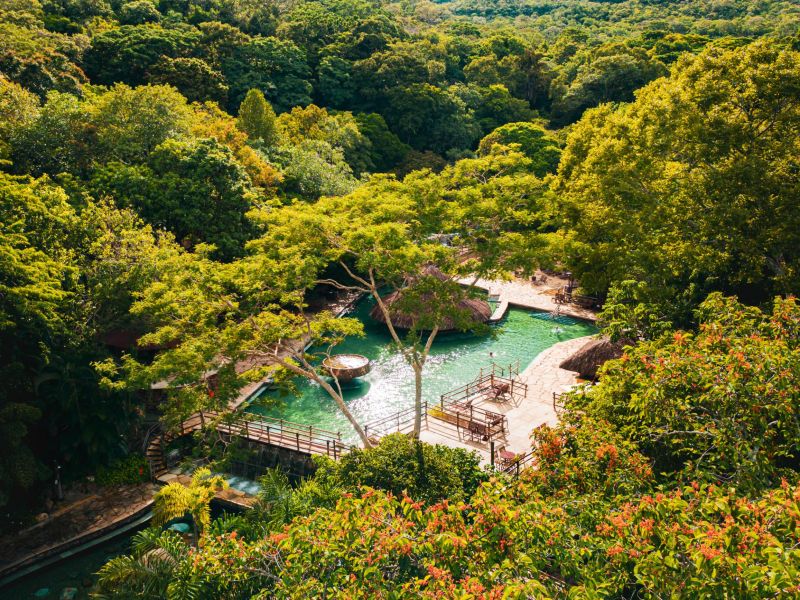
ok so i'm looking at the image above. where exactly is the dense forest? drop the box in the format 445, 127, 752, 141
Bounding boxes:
1, 0, 799, 597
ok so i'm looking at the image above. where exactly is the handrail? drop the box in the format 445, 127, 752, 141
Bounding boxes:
501, 451, 535, 477
362, 402, 428, 439
226, 411, 342, 438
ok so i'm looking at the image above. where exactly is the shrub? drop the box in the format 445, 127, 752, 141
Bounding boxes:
318, 433, 487, 503
571, 294, 800, 492
95, 454, 149, 486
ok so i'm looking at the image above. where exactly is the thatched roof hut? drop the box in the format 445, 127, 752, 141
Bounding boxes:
370, 265, 492, 332
559, 336, 629, 380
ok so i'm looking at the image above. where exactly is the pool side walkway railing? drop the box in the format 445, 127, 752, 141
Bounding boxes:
362, 402, 429, 441
146, 411, 350, 479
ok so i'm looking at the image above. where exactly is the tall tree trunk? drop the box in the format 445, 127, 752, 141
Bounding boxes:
412, 363, 423, 438
411, 326, 439, 439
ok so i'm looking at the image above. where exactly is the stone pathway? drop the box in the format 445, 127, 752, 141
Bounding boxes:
0, 483, 157, 572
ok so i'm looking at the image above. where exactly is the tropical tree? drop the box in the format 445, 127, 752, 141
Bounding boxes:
570, 293, 800, 492
91, 137, 257, 260
235, 88, 277, 145
251, 146, 550, 438
556, 41, 800, 323
152, 467, 228, 544
96, 241, 375, 445
93, 529, 192, 599
478, 121, 561, 177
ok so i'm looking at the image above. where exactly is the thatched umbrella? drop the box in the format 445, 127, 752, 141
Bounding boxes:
559, 336, 629, 380
370, 265, 492, 332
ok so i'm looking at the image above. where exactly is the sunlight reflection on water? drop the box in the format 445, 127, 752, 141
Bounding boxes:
248, 297, 596, 441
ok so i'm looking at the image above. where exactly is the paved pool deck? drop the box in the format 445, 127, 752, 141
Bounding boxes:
460, 274, 597, 322
419, 334, 593, 462
416, 275, 598, 461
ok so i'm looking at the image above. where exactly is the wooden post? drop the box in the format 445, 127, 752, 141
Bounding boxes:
199, 411, 205, 429
490, 441, 495, 468
296, 432, 300, 451
266, 426, 270, 444
326, 440, 330, 456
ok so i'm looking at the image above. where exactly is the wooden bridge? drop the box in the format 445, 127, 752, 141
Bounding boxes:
146, 411, 350, 479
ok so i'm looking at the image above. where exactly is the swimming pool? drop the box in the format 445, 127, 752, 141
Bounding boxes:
247, 295, 596, 441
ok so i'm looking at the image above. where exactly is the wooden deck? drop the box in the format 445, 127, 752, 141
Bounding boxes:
146, 411, 349, 479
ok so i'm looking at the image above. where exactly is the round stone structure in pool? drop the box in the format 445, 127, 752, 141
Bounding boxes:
322, 353, 371, 381
247, 295, 596, 442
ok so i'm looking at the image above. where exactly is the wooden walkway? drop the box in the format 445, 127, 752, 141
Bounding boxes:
146, 411, 349, 479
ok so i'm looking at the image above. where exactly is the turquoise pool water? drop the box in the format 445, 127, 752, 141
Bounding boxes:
248, 296, 596, 441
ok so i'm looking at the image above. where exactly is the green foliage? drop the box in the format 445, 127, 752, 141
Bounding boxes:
598, 280, 674, 342
147, 56, 228, 104
0, 19, 86, 98
354, 112, 410, 173
93, 528, 191, 599
0, 76, 39, 161
528, 417, 654, 499
551, 42, 668, 125
99, 473, 800, 598
95, 454, 149, 486
119, 0, 161, 25
318, 433, 487, 503
571, 294, 800, 492
268, 140, 357, 200
235, 88, 277, 144
557, 42, 800, 322
246, 467, 343, 536
153, 467, 227, 540
220, 35, 312, 111
478, 121, 561, 177
84, 25, 201, 87
91, 137, 256, 259
0, 402, 43, 508
10, 84, 195, 177
275, 104, 372, 175
384, 83, 480, 154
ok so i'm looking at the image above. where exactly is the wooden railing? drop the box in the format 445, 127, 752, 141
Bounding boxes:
440, 368, 527, 407
363, 402, 428, 440
431, 401, 508, 443
147, 410, 350, 478
218, 413, 349, 458
500, 451, 536, 477
552, 392, 565, 413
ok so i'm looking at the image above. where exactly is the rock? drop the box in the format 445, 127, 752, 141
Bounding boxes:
35, 512, 49, 523
60, 587, 78, 600
33, 588, 50, 598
